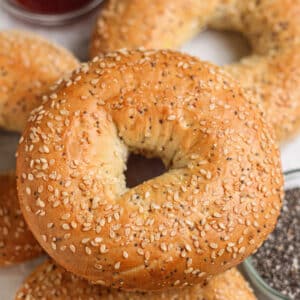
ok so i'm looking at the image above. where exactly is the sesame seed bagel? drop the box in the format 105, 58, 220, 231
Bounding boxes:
0, 172, 42, 266
16, 49, 283, 291
0, 30, 79, 132
15, 260, 256, 300
90, 0, 219, 55
90, 0, 300, 142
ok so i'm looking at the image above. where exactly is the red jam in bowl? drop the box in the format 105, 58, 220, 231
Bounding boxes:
15, 0, 94, 14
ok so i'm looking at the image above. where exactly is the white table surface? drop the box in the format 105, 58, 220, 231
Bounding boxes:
0, 5, 299, 300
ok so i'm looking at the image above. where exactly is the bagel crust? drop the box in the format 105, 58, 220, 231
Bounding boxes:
15, 260, 256, 300
17, 50, 283, 291
0, 172, 42, 266
0, 30, 79, 132
90, 0, 219, 56
91, 0, 300, 142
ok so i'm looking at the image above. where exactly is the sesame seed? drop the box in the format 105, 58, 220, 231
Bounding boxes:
174, 280, 180, 286
94, 264, 102, 270
91, 78, 99, 85
100, 244, 107, 253
213, 212, 222, 218
69, 245, 76, 253
85, 247, 92, 255
94, 237, 103, 243
209, 243, 218, 249
160, 243, 167, 252
51, 242, 57, 250
185, 244, 192, 252
62, 223, 70, 230
239, 246, 246, 254
167, 115, 176, 121
137, 248, 144, 256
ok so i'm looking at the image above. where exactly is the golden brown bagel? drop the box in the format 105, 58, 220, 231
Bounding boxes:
15, 260, 256, 300
90, 0, 300, 142
90, 0, 219, 54
0, 172, 42, 266
17, 49, 283, 291
0, 30, 79, 132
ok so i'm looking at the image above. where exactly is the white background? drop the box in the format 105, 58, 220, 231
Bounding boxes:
0, 5, 299, 299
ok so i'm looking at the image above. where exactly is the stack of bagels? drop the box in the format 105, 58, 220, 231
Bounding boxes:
2, 0, 299, 298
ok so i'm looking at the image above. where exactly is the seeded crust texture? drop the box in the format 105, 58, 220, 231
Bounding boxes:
0, 30, 79, 132
16, 260, 257, 300
90, 0, 219, 55
90, 0, 300, 142
17, 49, 283, 291
0, 172, 42, 266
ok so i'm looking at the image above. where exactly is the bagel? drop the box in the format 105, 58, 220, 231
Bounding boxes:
90, 0, 300, 142
15, 261, 256, 300
0, 172, 42, 266
90, 0, 219, 54
0, 30, 79, 132
16, 49, 283, 291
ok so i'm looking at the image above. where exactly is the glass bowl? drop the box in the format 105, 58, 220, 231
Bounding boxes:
242, 169, 300, 300
1, 0, 103, 26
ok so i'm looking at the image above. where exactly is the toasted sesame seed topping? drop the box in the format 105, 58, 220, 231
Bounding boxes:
16, 49, 283, 290
209, 243, 219, 249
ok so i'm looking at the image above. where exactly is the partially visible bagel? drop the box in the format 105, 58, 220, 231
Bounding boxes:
209, 0, 300, 143
90, 0, 300, 142
0, 172, 42, 266
15, 260, 256, 300
90, 0, 219, 56
17, 49, 283, 291
0, 30, 79, 132
223, 46, 300, 143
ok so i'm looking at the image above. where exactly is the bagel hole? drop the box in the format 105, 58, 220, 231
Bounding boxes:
182, 29, 251, 65
125, 154, 166, 188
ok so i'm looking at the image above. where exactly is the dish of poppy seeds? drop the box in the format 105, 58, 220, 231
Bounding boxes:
251, 188, 300, 299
